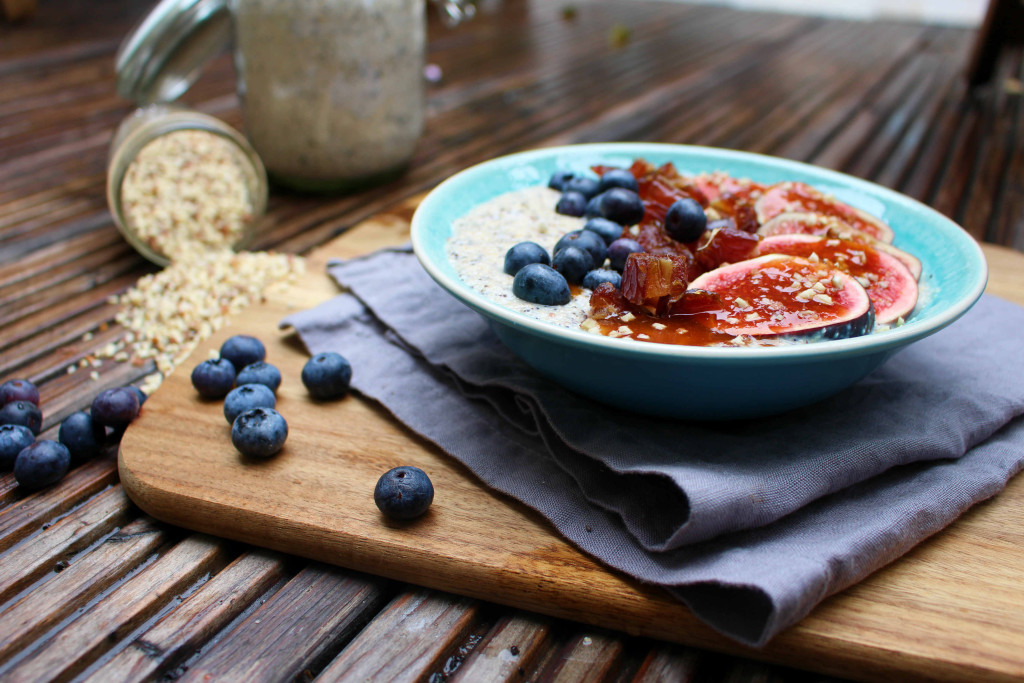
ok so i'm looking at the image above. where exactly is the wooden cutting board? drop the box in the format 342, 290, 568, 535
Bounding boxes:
119, 197, 1024, 683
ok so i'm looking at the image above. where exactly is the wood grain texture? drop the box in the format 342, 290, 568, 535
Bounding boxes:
118, 209, 1024, 683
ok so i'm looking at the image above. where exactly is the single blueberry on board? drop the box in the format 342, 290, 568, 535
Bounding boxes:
219, 335, 266, 373
512, 263, 571, 305
551, 246, 594, 285
555, 191, 587, 217
503, 242, 550, 276
597, 168, 639, 193
0, 424, 34, 470
127, 386, 148, 406
0, 379, 40, 407
91, 387, 140, 431
562, 176, 600, 199
374, 466, 434, 520
664, 197, 708, 243
301, 352, 353, 400
231, 407, 288, 459
14, 440, 70, 491
608, 237, 645, 272
554, 230, 607, 269
58, 411, 104, 464
582, 217, 623, 245
583, 268, 623, 290
223, 384, 276, 425
0, 400, 43, 435
598, 188, 645, 226
237, 361, 282, 394
191, 358, 237, 399
547, 170, 575, 191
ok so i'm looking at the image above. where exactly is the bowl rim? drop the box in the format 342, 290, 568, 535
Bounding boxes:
411, 142, 988, 363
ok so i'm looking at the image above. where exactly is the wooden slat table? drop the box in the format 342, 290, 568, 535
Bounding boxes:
1, 1, 1023, 681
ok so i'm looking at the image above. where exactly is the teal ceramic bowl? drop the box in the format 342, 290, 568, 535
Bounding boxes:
411, 143, 987, 419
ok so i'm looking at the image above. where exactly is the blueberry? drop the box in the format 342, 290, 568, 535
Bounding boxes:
582, 217, 624, 245
127, 386, 148, 406
0, 400, 43, 435
219, 335, 266, 373
597, 188, 645, 226
555, 191, 587, 217
14, 440, 70, 491
301, 352, 353, 400
236, 361, 282, 394
584, 193, 604, 218
562, 176, 600, 200
597, 168, 639, 193
551, 246, 594, 285
548, 170, 575, 191
231, 407, 288, 459
512, 263, 571, 305
374, 466, 434, 520
58, 411, 104, 464
1, 379, 40, 407
191, 358, 237, 399
91, 387, 140, 431
503, 242, 550, 276
0, 424, 34, 469
223, 384, 276, 425
583, 269, 622, 290
608, 237, 645, 272
555, 229, 607, 268
664, 198, 707, 243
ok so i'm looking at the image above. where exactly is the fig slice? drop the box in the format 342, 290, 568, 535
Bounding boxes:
757, 211, 921, 279
755, 181, 895, 243
689, 254, 874, 339
756, 234, 918, 324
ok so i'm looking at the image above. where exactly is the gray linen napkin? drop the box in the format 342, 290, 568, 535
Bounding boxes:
281, 247, 1024, 647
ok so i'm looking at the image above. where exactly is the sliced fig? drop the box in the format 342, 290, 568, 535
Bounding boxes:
757, 212, 921, 279
689, 254, 874, 339
756, 234, 918, 324
755, 182, 895, 243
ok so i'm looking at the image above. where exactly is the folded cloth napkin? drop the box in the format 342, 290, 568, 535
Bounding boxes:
281, 247, 1024, 647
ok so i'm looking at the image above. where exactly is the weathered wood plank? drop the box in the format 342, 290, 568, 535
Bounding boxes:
451, 612, 552, 682
529, 630, 624, 683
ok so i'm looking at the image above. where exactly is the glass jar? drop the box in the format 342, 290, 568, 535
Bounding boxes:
107, 105, 268, 266
115, 0, 441, 193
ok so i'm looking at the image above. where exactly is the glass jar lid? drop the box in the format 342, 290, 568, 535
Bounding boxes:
115, 0, 232, 104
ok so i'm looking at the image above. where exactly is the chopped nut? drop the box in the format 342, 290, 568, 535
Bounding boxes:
651, 322, 667, 330
733, 297, 749, 309
620, 311, 636, 322
796, 289, 815, 301
812, 293, 833, 305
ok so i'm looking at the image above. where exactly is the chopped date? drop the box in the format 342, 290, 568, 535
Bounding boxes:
694, 226, 760, 272
620, 253, 690, 310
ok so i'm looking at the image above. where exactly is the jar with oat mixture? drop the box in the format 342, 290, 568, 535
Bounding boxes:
107, 105, 268, 266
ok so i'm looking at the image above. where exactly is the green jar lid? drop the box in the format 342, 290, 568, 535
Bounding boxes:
115, 0, 232, 104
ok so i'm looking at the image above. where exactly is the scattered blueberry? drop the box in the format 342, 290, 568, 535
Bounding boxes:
503, 242, 550, 276
58, 411, 104, 465
608, 237, 645, 271
548, 170, 575, 191
512, 263, 571, 305
374, 466, 434, 520
584, 193, 604, 218
231, 407, 288, 459
597, 187, 645, 226
0, 379, 40, 407
14, 440, 70, 491
664, 198, 707, 243
0, 400, 43, 435
552, 246, 595, 284
191, 358, 237, 399
555, 191, 587, 217
0, 424, 34, 469
583, 269, 623, 290
91, 387, 140, 431
301, 352, 353, 400
597, 168, 639, 193
562, 176, 600, 199
237, 361, 282, 394
219, 335, 266, 373
582, 217, 624, 245
555, 230, 607, 269
223, 384, 276, 425
127, 386, 148, 406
